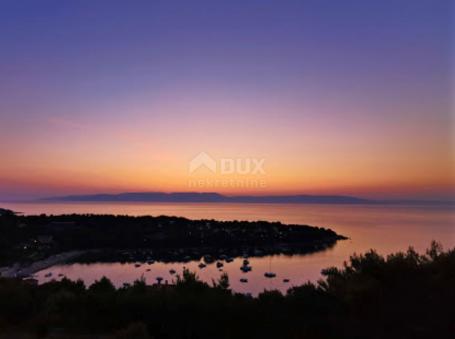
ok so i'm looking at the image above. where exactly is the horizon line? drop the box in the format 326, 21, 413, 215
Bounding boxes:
2, 191, 454, 205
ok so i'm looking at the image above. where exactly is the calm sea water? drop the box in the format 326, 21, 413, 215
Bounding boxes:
2, 202, 454, 295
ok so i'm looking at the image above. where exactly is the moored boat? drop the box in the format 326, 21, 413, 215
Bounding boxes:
264, 272, 276, 278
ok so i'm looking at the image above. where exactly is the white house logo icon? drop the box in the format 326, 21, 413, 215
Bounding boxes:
189, 152, 217, 173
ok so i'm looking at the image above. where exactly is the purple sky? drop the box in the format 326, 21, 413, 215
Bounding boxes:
0, 0, 453, 200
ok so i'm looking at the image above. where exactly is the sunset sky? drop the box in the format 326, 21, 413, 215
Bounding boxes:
0, 0, 453, 201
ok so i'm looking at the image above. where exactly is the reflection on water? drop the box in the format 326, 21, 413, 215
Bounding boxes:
3, 201, 455, 295
35, 253, 337, 296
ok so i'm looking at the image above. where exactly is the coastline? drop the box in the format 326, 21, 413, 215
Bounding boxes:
0, 211, 346, 285
0, 250, 85, 279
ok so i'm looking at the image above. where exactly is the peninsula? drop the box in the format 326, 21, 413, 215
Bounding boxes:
0, 209, 345, 270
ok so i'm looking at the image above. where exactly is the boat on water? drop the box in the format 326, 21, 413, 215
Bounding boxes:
283, 279, 290, 283
240, 278, 248, 283
240, 265, 252, 273
264, 272, 276, 278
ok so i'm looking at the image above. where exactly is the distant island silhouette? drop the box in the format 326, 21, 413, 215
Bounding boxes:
41, 192, 371, 204
37, 192, 455, 205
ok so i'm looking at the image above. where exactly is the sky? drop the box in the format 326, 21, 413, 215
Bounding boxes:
0, 0, 453, 201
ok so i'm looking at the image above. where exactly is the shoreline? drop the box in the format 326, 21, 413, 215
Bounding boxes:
0, 238, 341, 279
0, 251, 85, 279
1, 212, 344, 267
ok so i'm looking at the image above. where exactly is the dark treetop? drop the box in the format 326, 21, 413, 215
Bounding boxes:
0, 242, 453, 339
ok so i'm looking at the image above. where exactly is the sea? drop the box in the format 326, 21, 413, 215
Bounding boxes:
2, 201, 454, 295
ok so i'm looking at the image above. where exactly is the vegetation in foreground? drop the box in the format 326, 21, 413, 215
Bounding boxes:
0, 242, 453, 339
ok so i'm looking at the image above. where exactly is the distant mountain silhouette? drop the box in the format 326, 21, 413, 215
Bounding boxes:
41, 192, 371, 204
